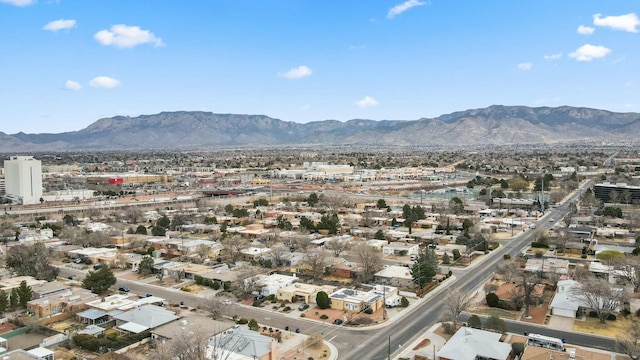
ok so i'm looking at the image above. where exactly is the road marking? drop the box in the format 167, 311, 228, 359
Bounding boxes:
328, 335, 337, 342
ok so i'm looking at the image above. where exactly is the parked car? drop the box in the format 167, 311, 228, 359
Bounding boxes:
254, 295, 265, 302
93, 264, 103, 270
298, 304, 310, 311
119, 286, 130, 292
73, 258, 83, 264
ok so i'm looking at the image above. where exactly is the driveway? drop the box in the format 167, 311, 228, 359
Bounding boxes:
547, 315, 574, 331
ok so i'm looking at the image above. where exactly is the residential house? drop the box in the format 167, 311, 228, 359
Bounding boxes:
328, 285, 396, 313
374, 265, 414, 288
151, 315, 230, 343
114, 305, 179, 334
67, 247, 118, 267
0, 276, 46, 293
256, 274, 298, 296
494, 282, 545, 310
205, 325, 278, 360
382, 242, 419, 256
276, 283, 336, 304
524, 258, 570, 278
436, 327, 512, 360
240, 247, 272, 262
549, 279, 584, 318
27, 287, 98, 320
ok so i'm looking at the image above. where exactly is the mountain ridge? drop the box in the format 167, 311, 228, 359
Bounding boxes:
2, 105, 639, 152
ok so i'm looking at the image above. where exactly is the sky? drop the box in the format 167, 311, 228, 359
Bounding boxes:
1, 0, 639, 134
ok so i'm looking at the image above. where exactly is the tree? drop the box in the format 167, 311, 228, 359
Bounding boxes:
485, 292, 499, 307
268, 245, 290, 268
6, 242, 58, 281
449, 197, 464, 215
442, 252, 450, 265
135, 225, 148, 235
618, 314, 640, 360
253, 198, 268, 207
403, 204, 426, 234
9, 289, 18, 310
304, 249, 328, 281
354, 244, 383, 283
204, 296, 226, 320
400, 296, 409, 307
516, 269, 538, 318
442, 288, 470, 330
325, 238, 350, 257
376, 199, 387, 209
307, 193, 319, 207
317, 213, 340, 235
151, 224, 167, 236
152, 325, 216, 360
196, 243, 212, 261
374, 230, 386, 240
138, 256, 155, 275
82, 266, 117, 294
484, 314, 507, 334
299, 216, 316, 233
125, 207, 143, 224
156, 215, 171, 229
572, 277, 626, 323
596, 250, 625, 265
452, 249, 461, 261
316, 291, 331, 309
220, 235, 249, 261
468, 314, 482, 329
16, 280, 33, 309
0, 290, 7, 313
411, 248, 438, 288
247, 319, 259, 331
275, 215, 292, 231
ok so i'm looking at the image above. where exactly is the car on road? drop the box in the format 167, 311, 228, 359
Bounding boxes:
221, 299, 232, 305
298, 304, 310, 311
118, 286, 130, 292
549, 218, 554, 222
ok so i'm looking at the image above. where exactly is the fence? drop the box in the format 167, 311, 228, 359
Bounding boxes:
114, 337, 150, 354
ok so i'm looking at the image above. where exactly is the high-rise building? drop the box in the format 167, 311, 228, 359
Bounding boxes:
4, 156, 43, 205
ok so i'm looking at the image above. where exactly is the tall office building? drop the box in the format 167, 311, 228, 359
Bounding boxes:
4, 156, 43, 205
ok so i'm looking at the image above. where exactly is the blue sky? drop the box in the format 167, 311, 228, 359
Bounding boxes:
1, 0, 639, 134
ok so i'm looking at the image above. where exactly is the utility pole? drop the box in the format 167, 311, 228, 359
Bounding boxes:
388, 335, 391, 360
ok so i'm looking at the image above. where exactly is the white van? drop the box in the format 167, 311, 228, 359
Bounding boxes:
410, 255, 418, 261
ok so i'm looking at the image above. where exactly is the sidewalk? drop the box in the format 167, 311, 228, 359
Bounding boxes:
393, 323, 446, 360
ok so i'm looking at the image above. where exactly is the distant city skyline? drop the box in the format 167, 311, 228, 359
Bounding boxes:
1, 0, 639, 134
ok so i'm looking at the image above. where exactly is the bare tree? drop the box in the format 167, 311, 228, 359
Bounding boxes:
325, 238, 350, 257
203, 296, 227, 320
152, 325, 213, 360
320, 194, 344, 214
268, 245, 290, 268
304, 249, 328, 281
618, 315, 640, 360
571, 276, 626, 323
354, 243, 383, 283
618, 256, 640, 292
515, 269, 538, 318
442, 288, 470, 330
292, 233, 313, 252
196, 243, 212, 262
125, 207, 143, 224
220, 235, 249, 261
495, 259, 521, 283
232, 266, 263, 299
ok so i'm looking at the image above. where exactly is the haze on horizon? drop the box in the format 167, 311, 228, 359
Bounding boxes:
1, 0, 639, 134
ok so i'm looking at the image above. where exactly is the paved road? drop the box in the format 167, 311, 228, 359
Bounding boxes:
57, 180, 603, 359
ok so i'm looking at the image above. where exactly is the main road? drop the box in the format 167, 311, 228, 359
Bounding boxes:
58, 180, 611, 359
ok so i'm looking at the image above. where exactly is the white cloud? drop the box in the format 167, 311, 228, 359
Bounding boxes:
517, 62, 532, 71
569, 44, 611, 61
544, 53, 562, 60
64, 80, 81, 90
577, 25, 595, 35
94, 24, 164, 48
387, 0, 426, 19
43, 19, 76, 32
89, 76, 121, 88
355, 96, 378, 108
279, 65, 312, 79
0, 0, 34, 6
593, 13, 640, 33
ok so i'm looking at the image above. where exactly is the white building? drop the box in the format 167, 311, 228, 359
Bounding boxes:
4, 156, 43, 205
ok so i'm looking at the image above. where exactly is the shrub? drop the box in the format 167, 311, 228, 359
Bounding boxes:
236, 318, 249, 324
320, 314, 329, 319
503, 254, 511, 260
252, 300, 262, 307
512, 342, 525, 357
195, 276, 203, 285
212, 281, 220, 290
283, 306, 292, 312
496, 300, 508, 310
265, 294, 275, 302
400, 296, 409, 308
442, 322, 456, 334
248, 319, 259, 331
485, 292, 499, 307
300, 313, 305, 317
468, 314, 482, 329
589, 310, 598, 318
363, 307, 373, 314
316, 291, 331, 309
636, 308, 640, 317
607, 313, 617, 321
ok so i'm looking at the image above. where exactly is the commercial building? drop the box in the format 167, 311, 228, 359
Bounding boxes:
3, 156, 43, 205
593, 182, 640, 203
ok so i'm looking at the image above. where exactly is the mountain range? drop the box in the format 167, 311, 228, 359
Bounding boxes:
2, 105, 639, 152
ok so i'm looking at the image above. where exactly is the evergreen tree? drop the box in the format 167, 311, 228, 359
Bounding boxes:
82, 266, 117, 294
410, 248, 438, 288
316, 291, 331, 309
9, 288, 18, 310
0, 289, 8, 313
16, 280, 33, 309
